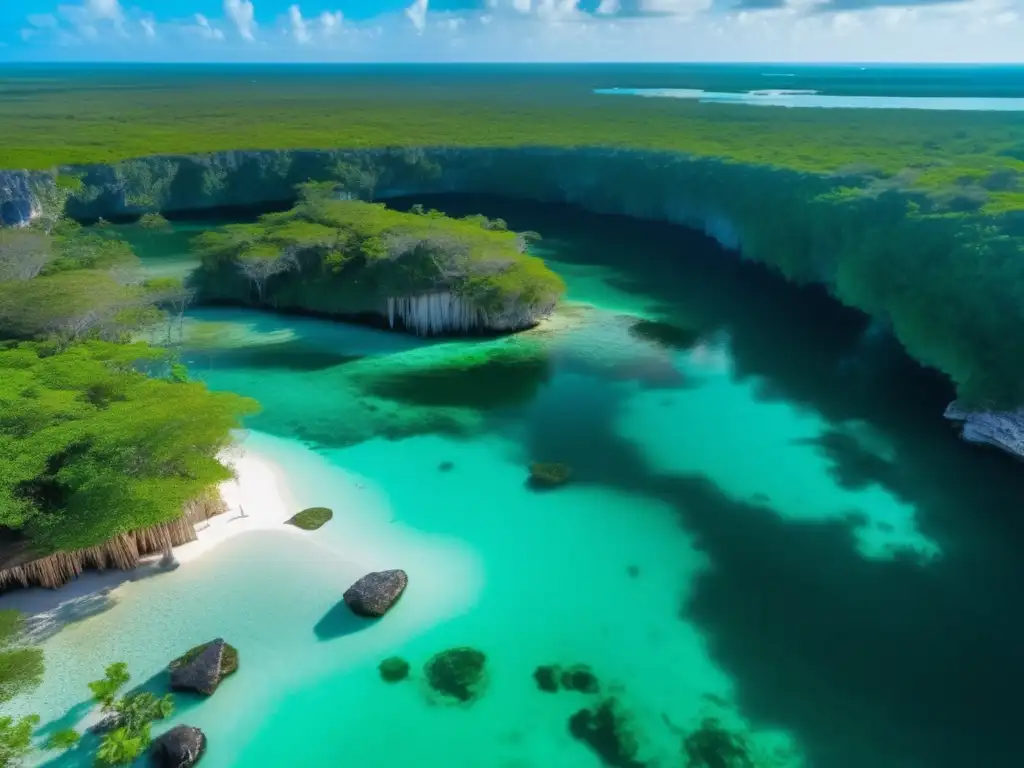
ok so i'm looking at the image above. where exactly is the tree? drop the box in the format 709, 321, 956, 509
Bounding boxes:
144, 277, 195, 343
86, 663, 174, 767
88, 662, 130, 709
96, 728, 144, 767
0, 611, 43, 705
0, 342, 258, 552
236, 245, 299, 303
0, 231, 52, 281
0, 715, 38, 768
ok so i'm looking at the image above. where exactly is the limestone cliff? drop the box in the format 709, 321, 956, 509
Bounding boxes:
3, 146, 1021, 457
0, 170, 40, 227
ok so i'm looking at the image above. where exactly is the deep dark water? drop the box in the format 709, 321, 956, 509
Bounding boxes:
385, 194, 1024, 768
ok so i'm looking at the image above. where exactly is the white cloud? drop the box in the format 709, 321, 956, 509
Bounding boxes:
140, 17, 156, 38
194, 13, 226, 40
597, 0, 622, 14
639, 0, 711, 15
320, 11, 344, 35
406, 0, 429, 31
288, 5, 310, 43
225, 0, 257, 41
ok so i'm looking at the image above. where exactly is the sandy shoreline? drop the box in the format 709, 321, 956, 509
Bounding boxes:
2, 439, 302, 626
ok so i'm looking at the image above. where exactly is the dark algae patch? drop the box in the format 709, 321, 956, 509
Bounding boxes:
533, 665, 560, 693
424, 647, 487, 704
629, 319, 702, 350
378, 657, 411, 683
568, 698, 645, 768
683, 718, 755, 768
286, 507, 334, 531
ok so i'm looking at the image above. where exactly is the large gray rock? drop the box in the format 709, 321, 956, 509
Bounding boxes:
343, 569, 408, 617
169, 638, 238, 696
150, 725, 207, 768
945, 401, 1024, 459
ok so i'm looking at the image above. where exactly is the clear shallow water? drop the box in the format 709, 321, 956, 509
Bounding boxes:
594, 87, 1024, 111
11, 197, 1024, 768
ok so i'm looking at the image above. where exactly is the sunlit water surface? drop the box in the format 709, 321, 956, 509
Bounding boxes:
10, 196, 1024, 768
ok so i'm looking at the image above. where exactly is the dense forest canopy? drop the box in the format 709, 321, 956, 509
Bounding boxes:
1, 67, 1023, 214
0, 219, 257, 560
191, 190, 563, 320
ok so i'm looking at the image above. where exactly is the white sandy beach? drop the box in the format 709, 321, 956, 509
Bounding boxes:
1, 439, 306, 629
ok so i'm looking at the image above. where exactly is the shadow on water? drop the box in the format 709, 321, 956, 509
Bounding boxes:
372, 194, 1024, 767
516, 356, 1024, 768
314, 600, 374, 641
38, 670, 207, 768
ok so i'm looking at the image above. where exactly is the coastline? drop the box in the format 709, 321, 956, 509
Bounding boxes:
1, 434, 306, 628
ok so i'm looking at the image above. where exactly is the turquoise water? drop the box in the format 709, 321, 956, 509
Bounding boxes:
595, 88, 1024, 111
9, 196, 1024, 768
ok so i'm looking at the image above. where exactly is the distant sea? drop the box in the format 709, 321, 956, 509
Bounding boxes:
4, 62, 1024, 98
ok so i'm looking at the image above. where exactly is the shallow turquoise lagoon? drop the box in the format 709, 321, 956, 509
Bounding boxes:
594, 87, 1024, 111
10, 196, 1024, 768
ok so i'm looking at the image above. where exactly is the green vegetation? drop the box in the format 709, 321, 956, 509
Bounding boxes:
81, 662, 175, 766
0, 610, 42, 768
1, 69, 1022, 209
191, 195, 563, 325
286, 507, 334, 531
0, 612, 43, 706
0, 341, 255, 553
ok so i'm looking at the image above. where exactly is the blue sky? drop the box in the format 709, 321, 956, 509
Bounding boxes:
1, 0, 1021, 62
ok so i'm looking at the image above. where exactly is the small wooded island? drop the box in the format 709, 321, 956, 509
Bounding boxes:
191, 186, 564, 335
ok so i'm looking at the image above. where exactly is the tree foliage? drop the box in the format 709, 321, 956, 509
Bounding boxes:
0, 715, 38, 768
86, 662, 174, 767
192, 197, 564, 316
0, 342, 257, 553
0, 611, 43, 706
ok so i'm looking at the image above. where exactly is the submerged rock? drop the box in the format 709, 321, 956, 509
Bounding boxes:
438, 461, 455, 472
379, 656, 411, 683
169, 639, 238, 696
425, 647, 487, 703
343, 569, 408, 618
568, 699, 644, 768
286, 507, 334, 531
527, 462, 572, 490
533, 665, 560, 693
150, 725, 207, 768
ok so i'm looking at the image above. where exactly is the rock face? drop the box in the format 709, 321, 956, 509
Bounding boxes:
169, 639, 238, 696
0, 171, 40, 227
150, 725, 207, 768
944, 402, 1024, 459
343, 569, 408, 618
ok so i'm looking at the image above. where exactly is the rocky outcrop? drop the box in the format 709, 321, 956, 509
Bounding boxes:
169, 639, 238, 696
0, 171, 40, 227
150, 725, 207, 768
343, 569, 408, 617
944, 402, 1024, 458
